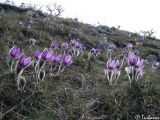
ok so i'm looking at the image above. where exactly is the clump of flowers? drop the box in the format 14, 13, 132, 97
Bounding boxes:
125, 52, 145, 85
104, 58, 123, 85
88, 48, 101, 60
70, 39, 84, 56
8, 41, 75, 90
9, 46, 32, 90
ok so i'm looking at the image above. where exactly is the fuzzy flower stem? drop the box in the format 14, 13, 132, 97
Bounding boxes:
56, 66, 65, 76
17, 68, 25, 89
35, 59, 41, 73
10, 59, 15, 72
37, 61, 46, 83
110, 71, 114, 85
55, 62, 63, 76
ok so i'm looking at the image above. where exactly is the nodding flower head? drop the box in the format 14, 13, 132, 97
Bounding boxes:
126, 43, 133, 49
108, 43, 116, 49
70, 39, 77, 46
63, 55, 73, 65
115, 59, 121, 69
134, 57, 144, 68
61, 42, 69, 49
106, 58, 117, 70
42, 49, 53, 61
90, 48, 101, 56
18, 55, 32, 68
135, 66, 145, 79
75, 41, 83, 49
128, 52, 139, 66
34, 49, 42, 59
51, 41, 58, 49
9, 45, 22, 58
51, 54, 63, 63
90, 48, 96, 53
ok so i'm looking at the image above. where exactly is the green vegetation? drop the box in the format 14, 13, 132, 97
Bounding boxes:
0, 3, 160, 120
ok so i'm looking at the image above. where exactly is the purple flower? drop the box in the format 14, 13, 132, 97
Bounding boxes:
134, 57, 144, 68
61, 42, 69, 49
108, 43, 116, 49
18, 56, 32, 68
63, 55, 73, 65
51, 53, 57, 62
42, 48, 48, 59
106, 58, 117, 70
34, 49, 42, 59
42, 48, 53, 60
135, 66, 145, 79
51, 41, 58, 48
126, 43, 133, 49
90, 48, 96, 53
55, 55, 63, 63
90, 48, 101, 56
128, 52, 138, 66
70, 39, 77, 46
75, 41, 82, 49
51, 54, 63, 63
9, 45, 22, 58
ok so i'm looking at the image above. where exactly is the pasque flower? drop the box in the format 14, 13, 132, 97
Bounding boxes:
70, 39, 77, 46
63, 55, 73, 65
16, 55, 32, 90
34, 49, 42, 59
9, 45, 23, 73
18, 55, 32, 68
75, 41, 82, 49
88, 48, 101, 60
70, 39, 84, 56
126, 43, 133, 50
51, 54, 63, 63
108, 43, 116, 49
90, 48, 101, 56
125, 51, 145, 84
61, 42, 69, 49
106, 58, 117, 70
51, 41, 58, 49
128, 52, 139, 66
104, 58, 122, 85
9, 45, 22, 58
135, 66, 145, 80
42, 48, 53, 61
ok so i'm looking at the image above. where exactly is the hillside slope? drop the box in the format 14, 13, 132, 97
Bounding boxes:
0, 4, 160, 120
